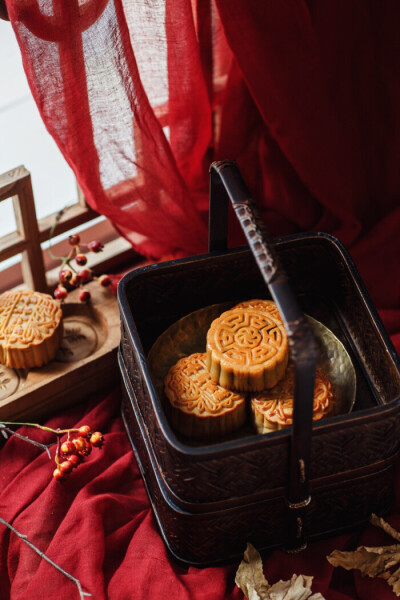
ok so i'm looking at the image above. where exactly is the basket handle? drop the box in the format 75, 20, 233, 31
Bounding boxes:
209, 160, 317, 552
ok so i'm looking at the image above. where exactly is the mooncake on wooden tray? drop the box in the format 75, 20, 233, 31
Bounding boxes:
0, 290, 63, 369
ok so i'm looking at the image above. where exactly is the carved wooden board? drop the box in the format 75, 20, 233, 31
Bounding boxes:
0, 281, 120, 421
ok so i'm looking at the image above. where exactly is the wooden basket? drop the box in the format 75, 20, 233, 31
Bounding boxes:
117, 160, 400, 566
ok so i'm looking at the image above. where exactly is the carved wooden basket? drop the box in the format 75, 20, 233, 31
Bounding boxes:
117, 161, 400, 567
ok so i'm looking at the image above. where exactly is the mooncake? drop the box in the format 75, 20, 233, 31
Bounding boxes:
0, 290, 63, 369
235, 299, 283, 322
251, 364, 333, 433
164, 352, 247, 440
206, 306, 289, 392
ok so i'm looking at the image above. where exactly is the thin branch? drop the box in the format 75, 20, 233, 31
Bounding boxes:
47, 206, 68, 261
0, 425, 52, 458
0, 422, 79, 435
0, 517, 92, 599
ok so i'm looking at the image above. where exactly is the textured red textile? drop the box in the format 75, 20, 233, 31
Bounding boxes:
0, 390, 241, 600
214, 0, 400, 311
0, 288, 398, 600
1, 0, 400, 598
5, 0, 400, 310
0, 338, 399, 600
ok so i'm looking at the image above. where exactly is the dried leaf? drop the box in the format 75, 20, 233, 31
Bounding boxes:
235, 543, 271, 600
235, 545, 325, 600
327, 515, 400, 597
269, 574, 325, 600
370, 513, 400, 543
388, 566, 400, 596
328, 547, 391, 577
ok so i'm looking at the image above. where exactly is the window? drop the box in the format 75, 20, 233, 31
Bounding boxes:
0, 20, 135, 292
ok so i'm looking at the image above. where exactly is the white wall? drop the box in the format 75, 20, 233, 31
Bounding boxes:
0, 21, 77, 237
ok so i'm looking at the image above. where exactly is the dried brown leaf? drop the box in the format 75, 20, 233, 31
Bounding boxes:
269, 574, 326, 600
235, 545, 325, 600
387, 565, 400, 596
327, 515, 400, 597
327, 547, 391, 578
235, 543, 271, 600
370, 513, 400, 543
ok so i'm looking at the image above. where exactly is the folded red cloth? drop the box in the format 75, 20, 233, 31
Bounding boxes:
0, 389, 241, 599
0, 315, 399, 600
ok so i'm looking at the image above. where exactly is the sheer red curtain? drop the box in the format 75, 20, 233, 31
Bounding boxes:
4, 0, 400, 314
5, 0, 215, 258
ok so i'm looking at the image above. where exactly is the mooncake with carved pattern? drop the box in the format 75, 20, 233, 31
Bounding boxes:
206, 306, 289, 392
0, 290, 63, 369
164, 352, 247, 440
235, 299, 283, 322
251, 364, 333, 433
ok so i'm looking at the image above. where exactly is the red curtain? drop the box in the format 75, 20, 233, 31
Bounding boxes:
1, 4, 400, 599
4, 0, 400, 310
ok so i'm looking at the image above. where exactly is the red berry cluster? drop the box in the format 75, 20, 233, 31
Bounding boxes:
53, 234, 112, 303
53, 424, 104, 482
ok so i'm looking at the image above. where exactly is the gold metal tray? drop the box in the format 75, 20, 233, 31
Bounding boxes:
148, 301, 356, 426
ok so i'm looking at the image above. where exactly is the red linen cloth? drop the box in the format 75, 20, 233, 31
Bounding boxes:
0, 390, 240, 600
4, 0, 400, 298
0, 341, 399, 600
1, 0, 400, 596
0, 287, 398, 600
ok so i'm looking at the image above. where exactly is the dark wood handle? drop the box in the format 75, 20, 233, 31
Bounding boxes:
209, 160, 317, 551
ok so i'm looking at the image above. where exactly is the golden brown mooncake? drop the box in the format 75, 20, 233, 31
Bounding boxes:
206, 307, 289, 392
235, 299, 282, 323
251, 364, 334, 433
164, 352, 247, 440
0, 290, 63, 369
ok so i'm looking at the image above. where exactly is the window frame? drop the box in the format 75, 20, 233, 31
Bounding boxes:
0, 164, 138, 293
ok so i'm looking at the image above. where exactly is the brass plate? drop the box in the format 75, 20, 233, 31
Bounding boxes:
148, 302, 356, 420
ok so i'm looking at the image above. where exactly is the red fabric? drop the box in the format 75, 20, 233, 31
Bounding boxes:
5, 0, 400, 310
213, 0, 400, 311
0, 351, 399, 600
0, 391, 241, 600
0, 283, 398, 600
2, 1, 400, 598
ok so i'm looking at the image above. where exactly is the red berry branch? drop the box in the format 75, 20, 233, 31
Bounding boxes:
0, 421, 104, 482
49, 208, 112, 303
53, 424, 104, 482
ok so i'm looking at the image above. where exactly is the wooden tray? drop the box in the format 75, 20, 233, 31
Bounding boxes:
0, 280, 120, 421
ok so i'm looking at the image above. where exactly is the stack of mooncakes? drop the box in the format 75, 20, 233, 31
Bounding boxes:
164, 300, 333, 440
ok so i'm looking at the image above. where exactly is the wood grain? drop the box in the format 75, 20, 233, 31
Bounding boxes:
0, 280, 120, 421
0, 165, 47, 292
